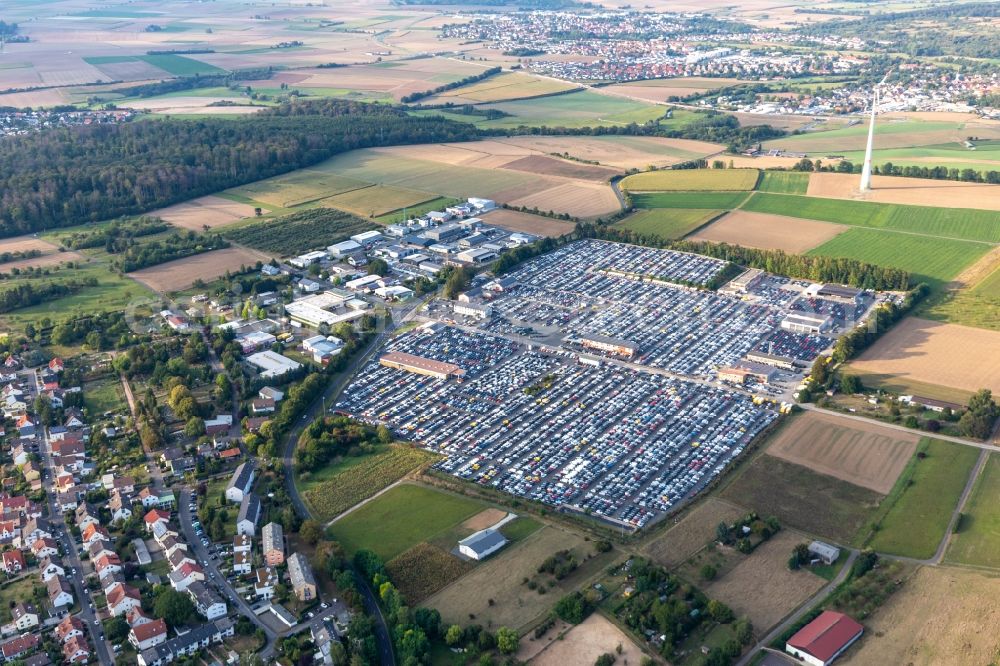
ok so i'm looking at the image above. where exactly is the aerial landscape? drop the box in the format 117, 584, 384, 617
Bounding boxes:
0, 0, 998, 665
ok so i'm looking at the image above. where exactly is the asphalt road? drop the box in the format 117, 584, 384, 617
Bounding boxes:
31, 368, 114, 666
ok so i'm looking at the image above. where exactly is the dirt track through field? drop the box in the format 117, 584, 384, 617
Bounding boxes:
850, 317, 1000, 395
689, 210, 847, 253
765, 412, 918, 494
807, 173, 1000, 211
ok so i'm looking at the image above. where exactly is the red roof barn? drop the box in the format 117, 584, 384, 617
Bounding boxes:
786, 611, 864, 666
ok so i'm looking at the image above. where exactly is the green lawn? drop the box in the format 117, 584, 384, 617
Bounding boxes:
498, 516, 542, 543
807, 227, 989, 289
328, 483, 486, 560
757, 171, 810, 194
945, 452, 1000, 567
919, 264, 1000, 331
616, 208, 720, 240
84, 378, 126, 417
0, 577, 38, 623
630, 191, 750, 209
137, 54, 226, 76
743, 192, 1000, 244
867, 438, 979, 559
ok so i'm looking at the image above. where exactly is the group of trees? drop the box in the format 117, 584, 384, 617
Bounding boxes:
400, 66, 502, 104
959, 389, 999, 440
0, 280, 90, 314
294, 415, 388, 470
112, 230, 229, 272
0, 99, 479, 237
788, 157, 1000, 186
59, 215, 170, 252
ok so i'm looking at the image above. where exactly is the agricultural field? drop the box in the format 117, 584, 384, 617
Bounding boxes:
946, 453, 1000, 568
763, 117, 972, 154
602, 76, 745, 103
847, 317, 1000, 397
427, 71, 579, 103
690, 210, 846, 254
470, 90, 682, 130
506, 181, 621, 219
757, 171, 810, 194
807, 173, 1000, 212
228, 171, 371, 209
807, 228, 988, 288
480, 209, 576, 238
921, 259, 1000, 331
621, 169, 759, 192
527, 613, 646, 666
631, 191, 750, 209
0, 234, 61, 256
841, 566, 1000, 666
385, 543, 473, 604
127, 246, 269, 293
500, 155, 618, 181
495, 135, 723, 171
423, 524, 617, 633
719, 455, 881, 544
223, 208, 377, 257
834, 141, 1000, 177
327, 483, 486, 561
299, 446, 438, 524
322, 185, 440, 218
616, 208, 721, 240
764, 412, 919, 494
743, 192, 1000, 243
642, 498, 747, 568
146, 196, 259, 231
703, 530, 826, 633
866, 439, 979, 559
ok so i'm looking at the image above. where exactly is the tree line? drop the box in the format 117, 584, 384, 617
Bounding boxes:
0, 280, 91, 313
0, 99, 479, 238
59, 216, 171, 251
788, 158, 1000, 186
112, 231, 229, 273
400, 66, 502, 104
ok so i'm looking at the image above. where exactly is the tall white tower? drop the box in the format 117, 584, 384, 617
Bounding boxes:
859, 71, 890, 192
859, 86, 878, 192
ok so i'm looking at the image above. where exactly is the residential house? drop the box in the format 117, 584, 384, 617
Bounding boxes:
262, 522, 284, 566
56, 491, 80, 513
99, 570, 126, 595
31, 537, 59, 560
126, 607, 153, 629
287, 553, 317, 602
258, 387, 284, 402
19, 517, 51, 549
47, 576, 74, 608
88, 538, 115, 561
38, 556, 65, 582
11, 603, 38, 631
81, 523, 111, 546
232, 550, 251, 575
16, 415, 35, 439
137, 618, 234, 666
55, 616, 85, 643
250, 398, 275, 414
129, 619, 168, 652
168, 562, 204, 592
106, 583, 142, 617
0, 519, 19, 543
161, 536, 187, 560
94, 552, 123, 577
75, 503, 100, 532
253, 568, 276, 599
225, 463, 254, 504
143, 509, 171, 533
1, 634, 39, 661
62, 636, 90, 664
236, 493, 261, 537
186, 581, 227, 620
109, 492, 133, 524
167, 549, 195, 571
233, 533, 251, 554
1, 550, 25, 574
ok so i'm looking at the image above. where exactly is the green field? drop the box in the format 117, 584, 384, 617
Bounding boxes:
757, 171, 810, 194
836, 142, 1000, 174
866, 438, 979, 559
228, 170, 371, 208
455, 90, 686, 130
630, 191, 750, 209
919, 264, 1000, 331
616, 208, 720, 240
807, 227, 988, 288
323, 184, 440, 218
328, 483, 485, 560
137, 54, 226, 76
83, 56, 139, 65
945, 453, 1000, 567
83, 378, 125, 417
621, 169, 759, 192
743, 193, 1000, 244
764, 119, 963, 154
299, 446, 438, 523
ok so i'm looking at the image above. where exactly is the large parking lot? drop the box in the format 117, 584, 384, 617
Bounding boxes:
337, 326, 777, 529
479, 240, 852, 374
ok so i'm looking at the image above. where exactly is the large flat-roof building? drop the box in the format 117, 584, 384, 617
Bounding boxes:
717, 362, 779, 385
574, 334, 638, 359
380, 352, 465, 381
816, 284, 863, 304
785, 611, 863, 666
745, 351, 800, 370
781, 313, 832, 335
246, 351, 302, 379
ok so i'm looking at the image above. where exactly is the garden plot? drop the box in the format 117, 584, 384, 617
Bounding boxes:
689, 210, 847, 253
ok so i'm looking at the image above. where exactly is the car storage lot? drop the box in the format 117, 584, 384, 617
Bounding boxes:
338, 325, 778, 529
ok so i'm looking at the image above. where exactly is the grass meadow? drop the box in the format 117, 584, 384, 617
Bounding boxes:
946, 453, 1000, 567
866, 438, 979, 559
757, 171, 810, 194
616, 208, 721, 240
